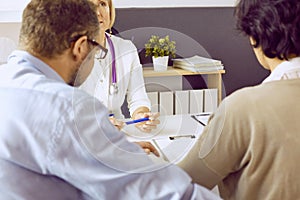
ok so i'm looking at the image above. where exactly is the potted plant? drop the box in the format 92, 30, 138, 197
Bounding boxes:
145, 35, 176, 71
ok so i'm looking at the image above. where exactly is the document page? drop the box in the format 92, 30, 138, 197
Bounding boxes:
123, 114, 206, 164
152, 136, 198, 164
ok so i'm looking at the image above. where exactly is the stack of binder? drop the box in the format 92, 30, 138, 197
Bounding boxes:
173, 55, 224, 72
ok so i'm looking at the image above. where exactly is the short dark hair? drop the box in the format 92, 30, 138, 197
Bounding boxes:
235, 0, 300, 60
19, 0, 99, 58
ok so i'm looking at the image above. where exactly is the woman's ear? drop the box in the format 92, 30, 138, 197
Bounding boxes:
72, 35, 88, 61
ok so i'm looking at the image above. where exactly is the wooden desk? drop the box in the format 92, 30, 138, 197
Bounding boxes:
143, 67, 225, 104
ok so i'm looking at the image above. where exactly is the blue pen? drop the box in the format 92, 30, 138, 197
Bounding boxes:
125, 117, 150, 125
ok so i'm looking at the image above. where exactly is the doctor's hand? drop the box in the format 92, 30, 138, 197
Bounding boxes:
134, 141, 160, 157
133, 112, 160, 133
109, 117, 125, 131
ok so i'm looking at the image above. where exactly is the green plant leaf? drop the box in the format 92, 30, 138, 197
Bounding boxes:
144, 35, 176, 58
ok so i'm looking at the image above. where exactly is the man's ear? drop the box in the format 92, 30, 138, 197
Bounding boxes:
72, 35, 88, 61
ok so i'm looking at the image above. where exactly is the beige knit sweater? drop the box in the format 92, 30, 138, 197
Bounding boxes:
179, 79, 300, 199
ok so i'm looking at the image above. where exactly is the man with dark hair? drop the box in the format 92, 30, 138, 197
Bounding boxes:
178, 0, 300, 199
0, 0, 220, 199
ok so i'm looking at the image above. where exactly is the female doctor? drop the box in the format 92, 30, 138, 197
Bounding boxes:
80, 0, 159, 132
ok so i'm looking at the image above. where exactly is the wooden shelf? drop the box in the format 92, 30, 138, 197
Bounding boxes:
143, 67, 225, 77
143, 66, 225, 104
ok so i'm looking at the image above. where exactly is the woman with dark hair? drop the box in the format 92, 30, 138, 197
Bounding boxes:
178, 0, 300, 199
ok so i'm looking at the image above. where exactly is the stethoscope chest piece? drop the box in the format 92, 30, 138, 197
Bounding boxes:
109, 83, 118, 95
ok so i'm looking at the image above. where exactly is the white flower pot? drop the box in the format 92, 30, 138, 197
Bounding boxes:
152, 56, 168, 71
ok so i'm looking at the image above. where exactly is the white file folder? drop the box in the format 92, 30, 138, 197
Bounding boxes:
175, 90, 189, 114
159, 91, 174, 115
204, 88, 218, 112
147, 91, 159, 113
189, 89, 204, 114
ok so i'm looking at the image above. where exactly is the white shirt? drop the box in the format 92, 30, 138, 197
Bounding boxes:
0, 50, 220, 200
80, 35, 150, 118
263, 57, 300, 82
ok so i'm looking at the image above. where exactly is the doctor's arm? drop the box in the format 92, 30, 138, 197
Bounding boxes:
126, 43, 160, 133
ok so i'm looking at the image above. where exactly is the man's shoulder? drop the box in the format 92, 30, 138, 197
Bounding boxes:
26, 79, 94, 109
43, 81, 94, 104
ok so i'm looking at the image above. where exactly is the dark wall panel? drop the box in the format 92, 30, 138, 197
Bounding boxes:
114, 7, 269, 96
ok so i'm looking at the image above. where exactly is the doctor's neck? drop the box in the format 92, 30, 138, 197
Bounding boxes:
99, 31, 107, 47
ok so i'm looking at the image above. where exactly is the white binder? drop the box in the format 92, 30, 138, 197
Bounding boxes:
189, 89, 204, 114
159, 91, 174, 115
147, 91, 159, 113
175, 90, 189, 114
204, 88, 218, 112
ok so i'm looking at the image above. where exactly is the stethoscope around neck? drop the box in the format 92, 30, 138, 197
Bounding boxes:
105, 33, 118, 95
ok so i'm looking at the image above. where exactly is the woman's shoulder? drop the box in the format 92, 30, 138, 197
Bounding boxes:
110, 35, 136, 49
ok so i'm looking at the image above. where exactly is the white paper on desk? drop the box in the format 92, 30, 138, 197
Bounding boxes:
122, 125, 160, 142
122, 115, 191, 141
152, 137, 197, 164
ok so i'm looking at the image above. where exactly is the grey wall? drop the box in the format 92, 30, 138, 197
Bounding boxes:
114, 7, 269, 96
0, 7, 269, 96
0, 23, 21, 43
